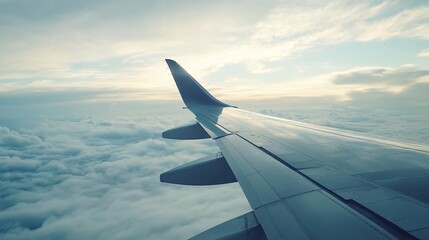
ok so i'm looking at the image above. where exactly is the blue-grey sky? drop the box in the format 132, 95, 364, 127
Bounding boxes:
1, 0, 429, 239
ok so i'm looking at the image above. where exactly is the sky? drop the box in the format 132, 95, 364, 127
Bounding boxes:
1, 0, 429, 239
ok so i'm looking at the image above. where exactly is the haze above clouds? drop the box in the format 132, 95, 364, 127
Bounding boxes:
1, 0, 428, 239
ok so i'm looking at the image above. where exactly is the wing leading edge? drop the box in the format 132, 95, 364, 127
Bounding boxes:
161, 59, 429, 240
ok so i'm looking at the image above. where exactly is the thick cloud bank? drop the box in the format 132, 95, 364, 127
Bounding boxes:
0, 104, 250, 240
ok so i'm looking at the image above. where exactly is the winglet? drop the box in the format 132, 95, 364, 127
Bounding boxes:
165, 59, 230, 108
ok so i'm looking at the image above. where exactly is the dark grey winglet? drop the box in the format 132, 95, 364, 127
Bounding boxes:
165, 59, 231, 108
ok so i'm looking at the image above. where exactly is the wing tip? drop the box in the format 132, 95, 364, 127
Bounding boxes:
165, 58, 176, 64
164, 59, 231, 108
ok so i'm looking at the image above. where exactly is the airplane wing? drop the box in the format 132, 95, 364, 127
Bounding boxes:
160, 59, 429, 240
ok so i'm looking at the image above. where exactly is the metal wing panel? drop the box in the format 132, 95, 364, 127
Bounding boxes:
216, 134, 319, 208
214, 134, 396, 240
207, 107, 429, 238
217, 108, 429, 171
216, 108, 429, 196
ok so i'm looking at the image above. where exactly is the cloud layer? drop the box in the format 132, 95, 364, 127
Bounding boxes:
0, 104, 251, 240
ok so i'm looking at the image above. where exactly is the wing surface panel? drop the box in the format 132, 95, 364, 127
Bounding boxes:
214, 134, 395, 240
202, 107, 429, 237
215, 108, 429, 195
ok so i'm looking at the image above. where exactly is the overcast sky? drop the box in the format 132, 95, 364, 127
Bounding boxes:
1, 0, 429, 239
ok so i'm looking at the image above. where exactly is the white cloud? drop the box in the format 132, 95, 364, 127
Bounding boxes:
331, 66, 429, 86
418, 48, 429, 57
0, 126, 42, 149
202, 64, 429, 103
